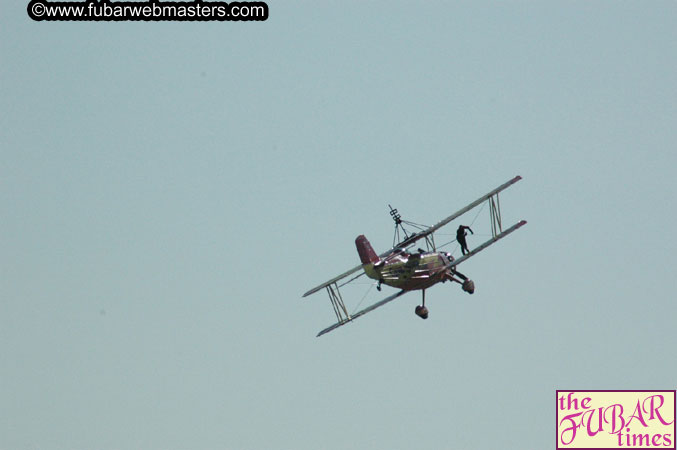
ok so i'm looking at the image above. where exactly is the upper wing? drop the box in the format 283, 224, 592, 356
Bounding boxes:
303, 248, 399, 298
302, 263, 364, 298
395, 175, 523, 248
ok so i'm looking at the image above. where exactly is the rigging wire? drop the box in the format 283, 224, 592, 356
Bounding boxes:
338, 271, 365, 288
351, 283, 375, 315
437, 201, 487, 253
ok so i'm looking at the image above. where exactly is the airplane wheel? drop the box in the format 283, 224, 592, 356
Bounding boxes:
415, 305, 429, 319
462, 279, 475, 294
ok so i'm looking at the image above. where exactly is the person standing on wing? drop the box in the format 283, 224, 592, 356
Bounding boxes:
456, 225, 473, 255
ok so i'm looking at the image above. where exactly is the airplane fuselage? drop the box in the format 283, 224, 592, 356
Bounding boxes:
363, 250, 453, 291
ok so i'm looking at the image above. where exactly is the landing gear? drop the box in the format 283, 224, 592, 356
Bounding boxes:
415, 305, 429, 319
415, 289, 429, 319
377, 279, 383, 291
451, 269, 475, 295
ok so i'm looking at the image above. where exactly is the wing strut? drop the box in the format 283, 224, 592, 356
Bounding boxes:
317, 290, 406, 337
327, 283, 351, 324
489, 193, 502, 238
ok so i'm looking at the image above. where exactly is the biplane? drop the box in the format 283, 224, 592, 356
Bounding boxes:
303, 176, 527, 337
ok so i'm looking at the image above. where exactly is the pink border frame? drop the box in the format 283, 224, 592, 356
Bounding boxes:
555, 390, 676, 450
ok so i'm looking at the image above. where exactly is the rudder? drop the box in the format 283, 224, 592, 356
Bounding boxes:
355, 235, 379, 265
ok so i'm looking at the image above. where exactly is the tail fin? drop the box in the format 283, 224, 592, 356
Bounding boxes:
355, 235, 380, 265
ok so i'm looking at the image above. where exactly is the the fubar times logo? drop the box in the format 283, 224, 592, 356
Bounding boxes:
556, 391, 676, 449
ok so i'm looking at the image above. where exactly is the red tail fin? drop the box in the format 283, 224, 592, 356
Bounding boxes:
355, 235, 379, 265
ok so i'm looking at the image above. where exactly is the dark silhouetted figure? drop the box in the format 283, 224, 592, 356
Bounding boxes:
456, 225, 473, 255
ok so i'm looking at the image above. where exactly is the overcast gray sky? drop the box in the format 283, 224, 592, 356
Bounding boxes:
2, 1, 676, 449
